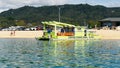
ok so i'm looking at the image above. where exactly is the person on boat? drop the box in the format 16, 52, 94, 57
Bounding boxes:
71, 27, 75, 35
61, 27, 65, 35
47, 27, 52, 38
42, 32, 46, 37
65, 26, 69, 32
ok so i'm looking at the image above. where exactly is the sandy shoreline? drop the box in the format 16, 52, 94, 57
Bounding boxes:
0, 30, 120, 39
95, 30, 120, 39
0, 31, 43, 38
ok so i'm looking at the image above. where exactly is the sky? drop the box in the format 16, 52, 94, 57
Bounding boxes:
0, 0, 120, 13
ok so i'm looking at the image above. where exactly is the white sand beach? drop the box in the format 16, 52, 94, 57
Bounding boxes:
0, 31, 43, 38
0, 30, 120, 39
95, 30, 120, 39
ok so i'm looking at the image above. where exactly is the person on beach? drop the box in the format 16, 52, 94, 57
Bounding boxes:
10, 31, 13, 36
13, 30, 15, 36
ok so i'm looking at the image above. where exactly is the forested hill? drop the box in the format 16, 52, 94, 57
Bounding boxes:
0, 4, 120, 28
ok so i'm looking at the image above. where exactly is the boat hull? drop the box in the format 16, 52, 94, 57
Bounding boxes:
36, 36, 101, 41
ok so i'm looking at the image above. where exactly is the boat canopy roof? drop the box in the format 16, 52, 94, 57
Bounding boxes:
41, 21, 75, 27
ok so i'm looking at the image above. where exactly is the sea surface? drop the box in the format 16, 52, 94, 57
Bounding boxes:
0, 38, 120, 68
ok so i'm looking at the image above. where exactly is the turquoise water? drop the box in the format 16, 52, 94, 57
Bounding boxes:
0, 39, 120, 68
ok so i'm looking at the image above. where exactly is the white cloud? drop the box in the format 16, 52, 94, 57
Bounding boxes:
1, 0, 68, 8
0, 0, 68, 13
0, 0, 120, 13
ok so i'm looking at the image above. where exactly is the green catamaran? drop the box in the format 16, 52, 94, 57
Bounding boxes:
36, 21, 101, 40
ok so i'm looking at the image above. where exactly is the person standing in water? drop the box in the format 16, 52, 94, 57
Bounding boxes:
84, 29, 87, 37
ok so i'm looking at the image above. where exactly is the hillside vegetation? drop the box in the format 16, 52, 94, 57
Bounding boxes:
0, 4, 120, 28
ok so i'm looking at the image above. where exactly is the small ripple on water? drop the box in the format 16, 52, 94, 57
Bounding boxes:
0, 39, 120, 68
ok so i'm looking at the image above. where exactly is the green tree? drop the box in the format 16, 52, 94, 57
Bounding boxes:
0, 17, 11, 27
88, 20, 100, 28
15, 20, 26, 26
